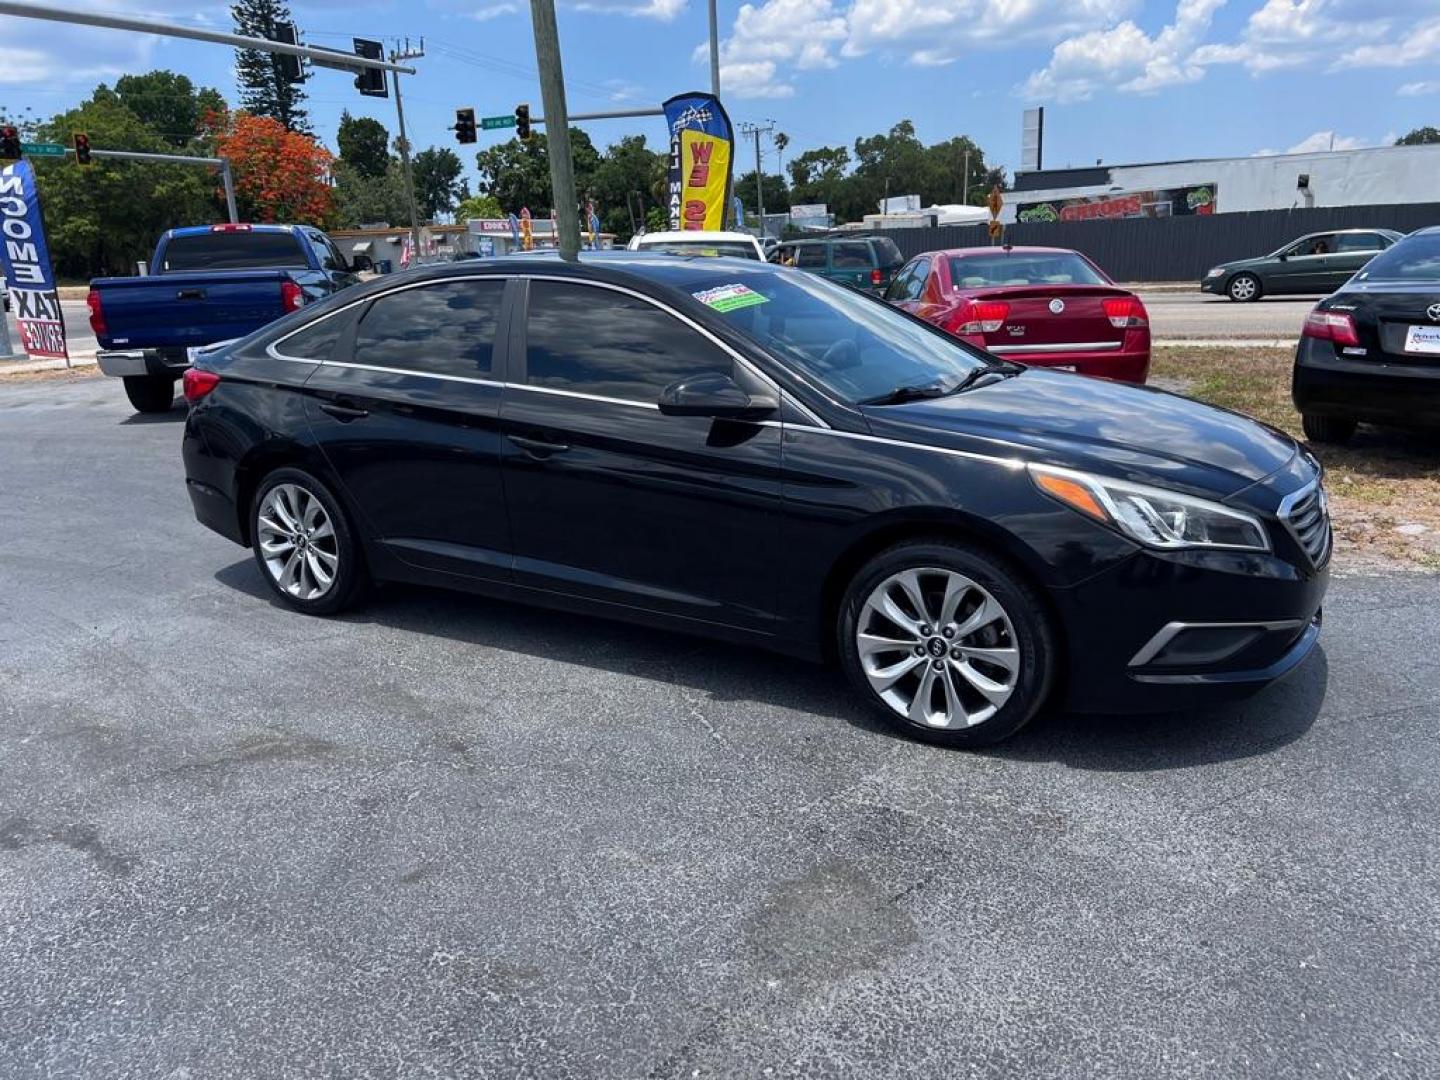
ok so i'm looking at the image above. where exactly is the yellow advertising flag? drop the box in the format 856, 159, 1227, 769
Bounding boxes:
678, 130, 731, 232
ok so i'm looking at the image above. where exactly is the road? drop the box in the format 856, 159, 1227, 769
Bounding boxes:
2, 375, 1438, 1079
1137, 290, 1322, 341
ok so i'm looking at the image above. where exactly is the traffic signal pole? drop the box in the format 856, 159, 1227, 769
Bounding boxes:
528, 0, 581, 260
62, 147, 239, 224
390, 42, 426, 259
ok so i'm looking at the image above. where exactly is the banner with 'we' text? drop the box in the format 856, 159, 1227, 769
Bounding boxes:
663, 92, 735, 233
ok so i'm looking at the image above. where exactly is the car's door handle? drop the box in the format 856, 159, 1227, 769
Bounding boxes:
507, 434, 570, 457
176, 288, 206, 301
318, 402, 369, 421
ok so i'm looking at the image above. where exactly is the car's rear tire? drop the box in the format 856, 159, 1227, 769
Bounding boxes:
250, 467, 367, 615
1302, 413, 1357, 445
1227, 273, 1262, 302
122, 375, 175, 413
837, 539, 1057, 748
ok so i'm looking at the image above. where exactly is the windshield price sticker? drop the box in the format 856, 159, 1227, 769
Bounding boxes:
693, 283, 768, 313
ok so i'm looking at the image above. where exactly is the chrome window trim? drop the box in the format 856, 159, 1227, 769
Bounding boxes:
508, 382, 660, 410
988, 341, 1122, 355
1129, 619, 1306, 668
318, 358, 503, 388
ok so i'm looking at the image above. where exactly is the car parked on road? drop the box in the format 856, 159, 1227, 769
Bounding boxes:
182, 254, 1329, 748
885, 246, 1150, 384
773, 236, 906, 294
1293, 225, 1440, 443
628, 230, 765, 260
1201, 228, 1403, 302
90, 223, 370, 413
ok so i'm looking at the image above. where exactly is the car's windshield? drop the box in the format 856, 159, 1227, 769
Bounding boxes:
637, 240, 759, 260
683, 269, 992, 403
1354, 233, 1440, 283
948, 252, 1106, 288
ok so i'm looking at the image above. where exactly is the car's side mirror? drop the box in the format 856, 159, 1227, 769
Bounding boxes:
349, 254, 374, 272
658, 372, 777, 418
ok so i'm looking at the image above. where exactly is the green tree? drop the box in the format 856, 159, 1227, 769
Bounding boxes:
735, 171, 790, 215
113, 70, 226, 148
787, 145, 850, 210
34, 88, 219, 277
230, 0, 309, 132
412, 147, 466, 220
336, 111, 390, 179
1396, 127, 1440, 146
475, 128, 599, 214
456, 193, 504, 221
331, 160, 410, 227
586, 134, 666, 239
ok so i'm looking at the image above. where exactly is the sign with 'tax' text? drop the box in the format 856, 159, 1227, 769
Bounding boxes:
0, 160, 68, 360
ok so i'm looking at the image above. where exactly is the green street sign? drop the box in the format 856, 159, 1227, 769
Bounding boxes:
481, 115, 516, 131
21, 143, 67, 157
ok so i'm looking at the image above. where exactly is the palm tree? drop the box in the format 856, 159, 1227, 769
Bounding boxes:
773, 132, 790, 187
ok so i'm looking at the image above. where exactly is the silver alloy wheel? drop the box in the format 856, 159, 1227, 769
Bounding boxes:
256, 483, 339, 601
1229, 275, 1257, 301
856, 567, 1020, 729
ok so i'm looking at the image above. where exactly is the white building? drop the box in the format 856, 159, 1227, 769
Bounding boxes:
1005, 143, 1440, 225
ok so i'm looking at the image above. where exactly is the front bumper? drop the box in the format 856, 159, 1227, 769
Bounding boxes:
1054, 544, 1329, 714
1293, 337, 1440, 428
1200, 275, 1227, 295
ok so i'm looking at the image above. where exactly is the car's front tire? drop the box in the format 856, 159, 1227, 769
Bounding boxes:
122, 375, 175, 413
837, 539, 1056, 748
1301, 413, 1357, 445
250, 467, 366, 615
1227, 273, 1262, 303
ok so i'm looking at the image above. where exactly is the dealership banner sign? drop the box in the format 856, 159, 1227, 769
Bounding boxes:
0, 160, 68, 360
1017, 183, 1216, 224
663, 92, 735, 231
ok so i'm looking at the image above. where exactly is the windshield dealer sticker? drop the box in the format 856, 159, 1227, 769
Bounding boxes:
693, 284, 768, 313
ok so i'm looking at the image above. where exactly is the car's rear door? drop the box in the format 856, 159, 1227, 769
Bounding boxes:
1327, 233, 1390, 290
498, 276, 784, 634
303, 274, 515, 582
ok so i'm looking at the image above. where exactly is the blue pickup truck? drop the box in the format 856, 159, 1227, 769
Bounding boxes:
91, 223, 371, 413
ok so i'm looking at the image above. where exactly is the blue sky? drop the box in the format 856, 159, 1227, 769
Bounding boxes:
5, 0, 1438, 194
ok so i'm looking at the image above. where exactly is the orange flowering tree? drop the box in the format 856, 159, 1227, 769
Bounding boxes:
211, 111, 333, 224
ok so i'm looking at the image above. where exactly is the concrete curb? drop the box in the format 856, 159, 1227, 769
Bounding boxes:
0, 351, 99, 375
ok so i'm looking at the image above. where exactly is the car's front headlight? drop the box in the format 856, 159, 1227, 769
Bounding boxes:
1030, 464, 1271, 552
1206, 266, 1225, 277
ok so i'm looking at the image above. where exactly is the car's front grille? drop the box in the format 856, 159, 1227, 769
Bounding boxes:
1280, 479, 1331, 568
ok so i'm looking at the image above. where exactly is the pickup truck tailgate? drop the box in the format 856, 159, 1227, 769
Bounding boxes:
91, 269, 294, 351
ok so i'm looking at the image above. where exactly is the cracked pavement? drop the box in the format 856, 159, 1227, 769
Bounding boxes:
2, 378, 1438, 1078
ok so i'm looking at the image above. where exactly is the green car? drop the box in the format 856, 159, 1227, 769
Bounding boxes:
773, 236, 906, 294
1200, 228, 1404, 302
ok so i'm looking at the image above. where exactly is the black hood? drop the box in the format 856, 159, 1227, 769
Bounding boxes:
861, 369, 1299, 498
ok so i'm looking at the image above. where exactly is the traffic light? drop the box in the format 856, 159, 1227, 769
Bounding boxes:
0, 125, 20, 162
73, 132, 92, 167
272, 22, 304, 84
353, 38, 388, 98
515, 103, 531, 141
455, 108, 477, 145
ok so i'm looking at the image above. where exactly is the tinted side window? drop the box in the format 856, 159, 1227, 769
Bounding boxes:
1336, 233, 1384, 253
275, 314, 346, 361
355, 279, 504, 377
906, 259, 931, 300
883, 261, 917, 301
796, 245, 827, 268
832, 242, 872, 269
871, 237, 905, 268
526, 281, 732, 401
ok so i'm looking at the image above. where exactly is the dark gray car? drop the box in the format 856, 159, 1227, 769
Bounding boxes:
1200, 228, 1404, 302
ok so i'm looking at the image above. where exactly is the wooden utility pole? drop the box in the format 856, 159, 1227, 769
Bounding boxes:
529, 0, 581, 260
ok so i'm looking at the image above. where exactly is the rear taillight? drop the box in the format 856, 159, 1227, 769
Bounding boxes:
870, 268, 884, 287
281, 280, 304, 312
86, 288, 106, 336
1103, 296, 1148, 329
952, 299, 1010, 335
182, 368, 221, 402
1302, 308, 1360, 347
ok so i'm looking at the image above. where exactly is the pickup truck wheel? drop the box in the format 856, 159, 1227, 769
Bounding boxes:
251, 468, 366, 615
123, 375, 176, 413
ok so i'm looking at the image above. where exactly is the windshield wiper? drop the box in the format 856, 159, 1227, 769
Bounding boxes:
859, 381, 957, 406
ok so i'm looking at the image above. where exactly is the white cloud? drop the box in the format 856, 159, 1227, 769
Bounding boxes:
1020, 0, 1223, 102
1399, 80, 1440, 96
842, 0, 1132, 65
698, 0, 848, 98
1278, 130, 1376, 153
572, 0, 687, 17
1, 24, 160, 88
1334, 15, 1440, 66
468, 3, 518, 20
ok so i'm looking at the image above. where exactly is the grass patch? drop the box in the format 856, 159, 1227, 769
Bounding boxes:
1152, 346, 1440, 572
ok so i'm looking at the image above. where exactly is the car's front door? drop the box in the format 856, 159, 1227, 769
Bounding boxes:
498, 277, 785, 634
303, 275, 515, 582
1271, 234, 1336, 294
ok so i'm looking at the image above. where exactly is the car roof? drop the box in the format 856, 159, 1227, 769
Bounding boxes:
632, 231, 758, 243
923, 246, 1083, 258
167, 224, 298, 237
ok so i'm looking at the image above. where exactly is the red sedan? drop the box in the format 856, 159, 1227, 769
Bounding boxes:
883, 246, 1150, 384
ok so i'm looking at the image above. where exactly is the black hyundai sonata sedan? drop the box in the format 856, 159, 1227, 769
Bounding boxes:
182, 253, 1329, 747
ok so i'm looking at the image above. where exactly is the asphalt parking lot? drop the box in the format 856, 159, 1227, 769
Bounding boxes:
1137, 290, 1321, 340
3, 376, 1439, 1079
